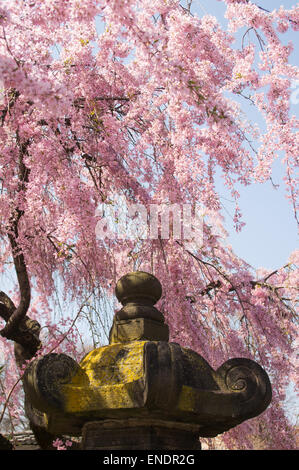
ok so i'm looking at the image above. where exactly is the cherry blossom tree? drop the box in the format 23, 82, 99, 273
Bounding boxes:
0, 0, 298, 449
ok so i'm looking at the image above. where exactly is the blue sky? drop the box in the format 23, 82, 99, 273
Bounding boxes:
188, 0, 298, 271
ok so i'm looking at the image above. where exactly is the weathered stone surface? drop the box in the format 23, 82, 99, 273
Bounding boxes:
115, 271, 162, 305
82, 419, 201, 450
109, 317, 169, 343
23, 353, 84, 413
22, 340, 271, 438
110, 271, 168, 344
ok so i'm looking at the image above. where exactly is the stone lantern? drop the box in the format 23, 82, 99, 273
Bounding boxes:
23, 271, 272, 450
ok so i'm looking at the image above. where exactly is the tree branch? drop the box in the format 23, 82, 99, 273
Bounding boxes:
0, 135, 32, 342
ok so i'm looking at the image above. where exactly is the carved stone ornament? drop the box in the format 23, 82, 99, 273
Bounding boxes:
23, 271, 272, 450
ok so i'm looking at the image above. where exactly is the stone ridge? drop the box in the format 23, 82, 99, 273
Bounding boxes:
3, 431, 81, 450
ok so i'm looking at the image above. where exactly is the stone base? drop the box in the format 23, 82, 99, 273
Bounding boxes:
81, 419, 201, 450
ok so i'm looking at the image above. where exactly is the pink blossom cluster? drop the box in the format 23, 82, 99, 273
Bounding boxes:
52, 438, 73, 450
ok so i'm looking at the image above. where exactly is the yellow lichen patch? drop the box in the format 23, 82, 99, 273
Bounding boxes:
61, 380, 144, 414
78, 341, 145, 386
60, 342, 146, 414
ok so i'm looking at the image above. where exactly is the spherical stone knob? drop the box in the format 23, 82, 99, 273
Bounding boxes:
115, 271, 162, 306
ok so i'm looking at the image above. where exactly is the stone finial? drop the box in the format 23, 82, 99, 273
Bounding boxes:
115, 271, 162, 306
109, 271, 169, 344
